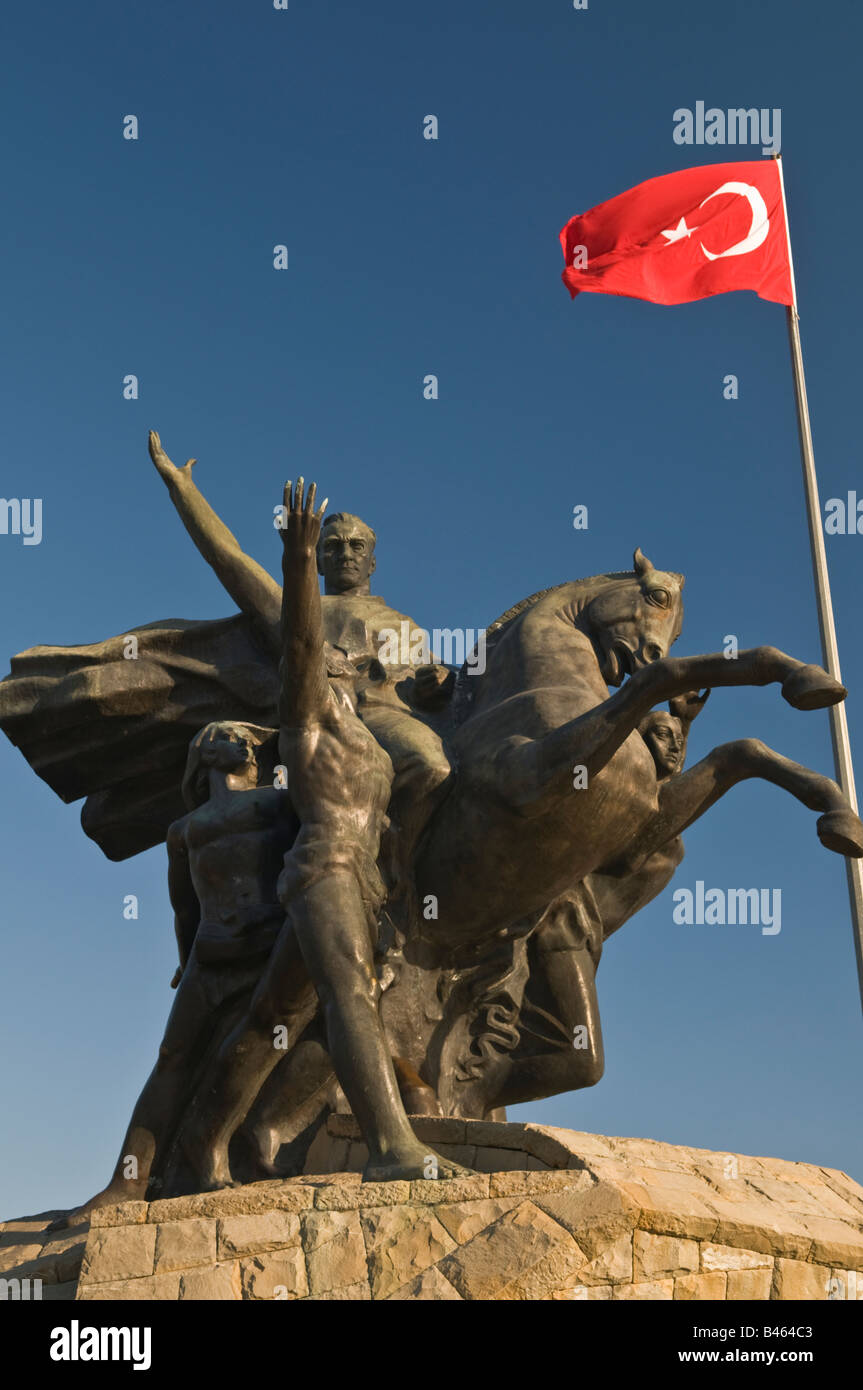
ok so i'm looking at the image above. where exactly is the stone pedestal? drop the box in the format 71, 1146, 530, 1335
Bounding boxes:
3, 1120, 862, 1301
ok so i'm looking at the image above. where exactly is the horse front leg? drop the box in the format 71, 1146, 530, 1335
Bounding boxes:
625, 739, 863, 868
532, 646, 846, 800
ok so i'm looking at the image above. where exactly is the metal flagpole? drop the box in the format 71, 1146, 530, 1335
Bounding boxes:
775, 152, 863, 1015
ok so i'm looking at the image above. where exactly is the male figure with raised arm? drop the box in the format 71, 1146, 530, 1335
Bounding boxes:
0, 433, 453, 864
148, 430, 452, 853
182, 480, 467, 1185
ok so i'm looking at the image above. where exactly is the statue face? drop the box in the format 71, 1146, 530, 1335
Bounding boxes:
641, 713, 684, 777
317, 521, 376, 594
210, 725, 257, 778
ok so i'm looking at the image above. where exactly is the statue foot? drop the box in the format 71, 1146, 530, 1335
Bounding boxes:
46, 1209, 92, 1233
782, 665, 847, 711
363, 1142, 474, 1183
45, 1183, 139, 1233
817, 808, 863, 857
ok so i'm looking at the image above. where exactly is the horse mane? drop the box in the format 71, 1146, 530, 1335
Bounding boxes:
450, 570, 636, 726
485, 572, 635, 640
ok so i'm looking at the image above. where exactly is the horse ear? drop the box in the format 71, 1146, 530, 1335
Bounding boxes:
633, 547, 652, 577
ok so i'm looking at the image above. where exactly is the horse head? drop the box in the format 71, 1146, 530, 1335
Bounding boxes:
450, 549, 686, 724
580, 548, 685, 687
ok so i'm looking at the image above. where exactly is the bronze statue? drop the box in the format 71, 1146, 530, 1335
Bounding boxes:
4, 437, 863, 1208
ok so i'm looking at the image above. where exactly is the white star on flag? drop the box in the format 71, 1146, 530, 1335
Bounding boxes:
661, 217, 694, 245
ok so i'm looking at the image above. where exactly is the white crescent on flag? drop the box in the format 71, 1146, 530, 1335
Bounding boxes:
698, 181, 770, 261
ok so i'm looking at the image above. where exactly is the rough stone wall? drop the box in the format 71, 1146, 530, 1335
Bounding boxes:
0, 1217, 85, 1302
3, 1121, 862, 1301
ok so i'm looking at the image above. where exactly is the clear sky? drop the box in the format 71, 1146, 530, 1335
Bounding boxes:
1, 0, 861, 1219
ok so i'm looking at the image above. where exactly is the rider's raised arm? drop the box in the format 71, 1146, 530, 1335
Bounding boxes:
278, 479, 330, 739
149, 430, 281, 654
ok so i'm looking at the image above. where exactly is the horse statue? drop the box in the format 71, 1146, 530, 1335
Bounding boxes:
164, 545, 863, 1186
3, 445, 860, 1203
363, 552, 863, 1126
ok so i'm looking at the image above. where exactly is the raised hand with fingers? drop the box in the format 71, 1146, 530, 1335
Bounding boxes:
280, 477, 328, 556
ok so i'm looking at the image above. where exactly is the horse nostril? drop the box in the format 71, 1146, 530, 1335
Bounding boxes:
645, 644, 663, 664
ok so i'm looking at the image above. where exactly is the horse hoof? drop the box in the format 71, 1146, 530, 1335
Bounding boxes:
782, 665, 847, 711
817, 809, 863, 857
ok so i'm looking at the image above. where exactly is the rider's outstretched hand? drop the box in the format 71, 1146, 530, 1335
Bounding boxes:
149, 429, 197, 484
280, 477, 328, 554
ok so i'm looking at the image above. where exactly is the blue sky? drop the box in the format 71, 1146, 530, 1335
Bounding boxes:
2, 0, 862, 1218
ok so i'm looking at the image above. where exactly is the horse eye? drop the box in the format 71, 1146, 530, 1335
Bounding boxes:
647, 588, 670, 608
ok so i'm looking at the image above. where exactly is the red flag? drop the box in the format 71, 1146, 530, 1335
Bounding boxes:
560, 161, 793, 307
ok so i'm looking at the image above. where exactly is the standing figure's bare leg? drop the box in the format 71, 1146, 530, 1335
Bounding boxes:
181, 921, 319, 1189
240, 1016, 336, 1175
184, 873, 469, 1185
290, 874, 467, 1179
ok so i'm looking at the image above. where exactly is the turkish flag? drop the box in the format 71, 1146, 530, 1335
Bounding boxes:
560, 161, 793, 307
